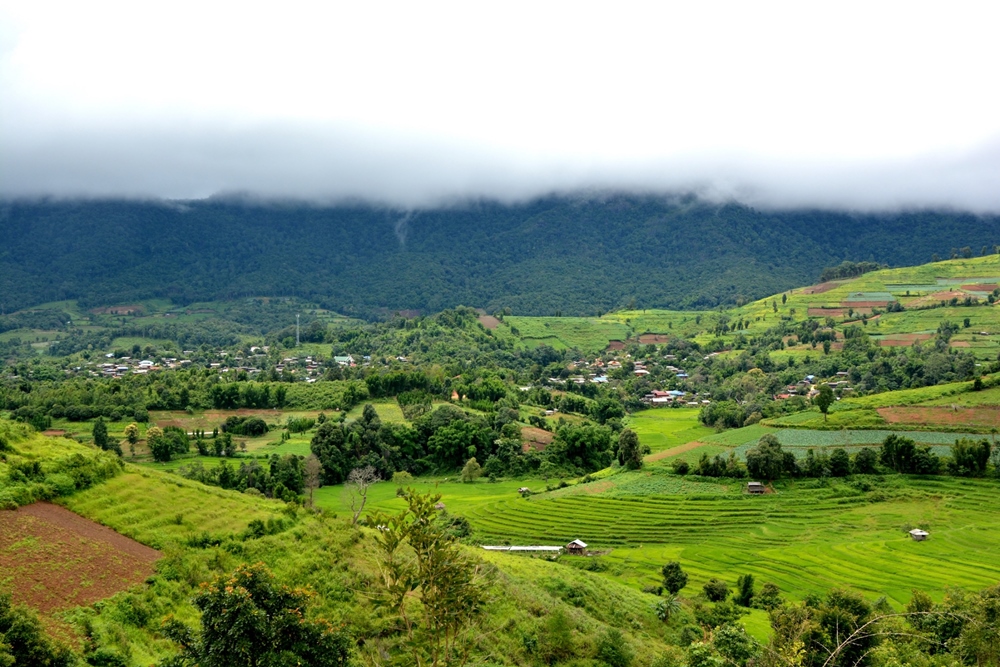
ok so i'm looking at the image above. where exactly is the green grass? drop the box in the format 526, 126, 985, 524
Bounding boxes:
506, 316, 631, 352
445, 475, 1000, 607
626, 408, 715, 454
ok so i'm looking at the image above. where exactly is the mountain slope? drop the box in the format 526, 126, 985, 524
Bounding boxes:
1, 196, 997, 316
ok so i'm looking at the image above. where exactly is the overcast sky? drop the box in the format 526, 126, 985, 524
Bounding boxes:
1, 1, 999, 210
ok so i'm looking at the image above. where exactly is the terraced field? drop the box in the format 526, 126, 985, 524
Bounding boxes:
459, 476, 1000, 605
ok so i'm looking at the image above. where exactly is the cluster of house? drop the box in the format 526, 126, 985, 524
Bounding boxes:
91, 355, 193, 378
774, 371, 853, 400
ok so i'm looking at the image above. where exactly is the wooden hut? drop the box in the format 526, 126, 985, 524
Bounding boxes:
747, 482, 766, 495
909, 529, 929, 541
566, 539, 588, 555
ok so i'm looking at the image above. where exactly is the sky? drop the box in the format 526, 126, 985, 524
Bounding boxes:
1, 1, 999, 210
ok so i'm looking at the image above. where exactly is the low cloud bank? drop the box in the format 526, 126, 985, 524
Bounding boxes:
2, 120, 999, 213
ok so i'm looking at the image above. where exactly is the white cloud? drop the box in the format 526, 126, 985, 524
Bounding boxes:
2, 1, 999, 209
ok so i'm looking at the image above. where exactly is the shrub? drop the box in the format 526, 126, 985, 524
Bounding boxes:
703, 578, 729, 602
596, 628, 634, 667
672, 459, 690, 475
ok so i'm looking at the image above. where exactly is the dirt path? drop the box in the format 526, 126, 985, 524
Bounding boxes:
647, 440, 709, 463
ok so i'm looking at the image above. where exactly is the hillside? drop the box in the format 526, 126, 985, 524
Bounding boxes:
2, 196, 999, 316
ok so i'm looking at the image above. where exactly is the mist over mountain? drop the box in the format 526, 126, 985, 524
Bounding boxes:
2, 195, 998, 317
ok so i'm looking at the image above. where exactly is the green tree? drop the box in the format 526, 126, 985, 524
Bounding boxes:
829, 449, 851, 477
0, 592, 75, 667
92, 417, 109, 450
704, 578, 730, 602
368, 490, 491, 666
745, 434, 783, 481
161, 562, 350, 667
616, 428, 644, 470
815, 384, 834, 422
146, 426, 172, 462
461, 457, 482, 482
662, 561, 689, 595
735, 574, 755, 607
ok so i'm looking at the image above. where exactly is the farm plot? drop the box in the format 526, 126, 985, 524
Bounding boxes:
877, 406, 1000, 429
626, 408, 714, 455
0, 502, 160, 614
728, 429, 983, 459
461, 477, 1000, 605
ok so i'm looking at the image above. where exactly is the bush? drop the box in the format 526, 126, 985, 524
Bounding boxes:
595, 628, 634, 667
672, 459, 690, 475
703, 578, 729, 602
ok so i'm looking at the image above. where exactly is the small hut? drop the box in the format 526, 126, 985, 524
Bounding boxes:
909, 529, 929, 541
747, 482, 766, 495
566, 539, 587, 555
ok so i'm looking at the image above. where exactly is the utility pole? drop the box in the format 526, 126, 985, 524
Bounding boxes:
296, 314, 300, 347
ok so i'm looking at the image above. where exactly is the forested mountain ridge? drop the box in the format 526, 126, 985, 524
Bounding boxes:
2, 195, 998, 317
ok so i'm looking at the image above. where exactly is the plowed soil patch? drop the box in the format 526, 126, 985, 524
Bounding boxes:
0, 502, 160, 614
521, 426, 554, 452
477, 315, 501, 330
637, 334, 672, 344
962, 284, 998, 292
801, 282, 839, 294
606, 340, 626, 351
877, 406, 1000, 428
877, 334, 933, 347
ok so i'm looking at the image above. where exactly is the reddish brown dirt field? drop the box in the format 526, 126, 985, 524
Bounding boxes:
154, 408, 298, 431
951, 341, 971, 347
807, 307, 873, 317
801, 282, 839, 294
0, 503, 160, 615
41, 430, 67, 437
877, 333, 934, 347
521, 427, 554, 452
637, 334, 672, 344
606, 340, 626, 351
878, 406, 1000, 428
477, 315, 501, 330
962, 284, 998, 292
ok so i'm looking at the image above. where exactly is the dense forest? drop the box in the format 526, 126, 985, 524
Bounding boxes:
3, 196, 999, 316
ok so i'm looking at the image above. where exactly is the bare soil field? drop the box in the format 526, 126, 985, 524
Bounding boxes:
521, 427, 554, 452
154, 408, 302, 431
877, 406, 1000, 428
877, 333, 934, 347
961, 284, 998, 292
637, 334, 672, 344
801, 281, 839, 294
477, 315, 501, 330
0, 503, 160, 614
606, 340, 626, 351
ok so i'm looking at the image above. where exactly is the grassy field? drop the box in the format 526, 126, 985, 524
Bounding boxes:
625, 408, 715, 455
505, 316, 632, 352
321, 472, 1000, 608
46, 442, 681, 664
